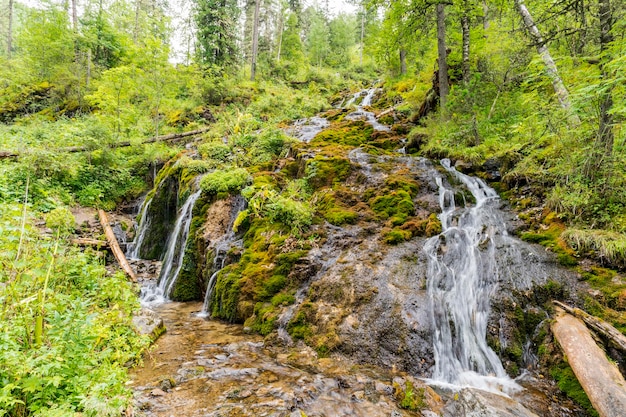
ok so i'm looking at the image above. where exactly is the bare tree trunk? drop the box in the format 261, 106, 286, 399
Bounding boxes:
597, 0, 614, 157
250, 0, 261, 81
276, 11, 284, 62
461, 1, 470, 85
98, 210, 137, 282
400, 49, 406, 75
514, 0, 579, 123
482, 0, 490, 31
134, 0, 141, 43
8, 0, 14, 59
86, 49, 92, 88
436, 3, 450, 113
360, 4, 365, 66
71, 0, 78, 30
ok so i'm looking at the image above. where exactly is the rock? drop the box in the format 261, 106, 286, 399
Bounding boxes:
150, 388, 167, 397
443, 388, 539, 417
159, 377, 174, 392
132, 308, 165, 341
454, 160, 474, 173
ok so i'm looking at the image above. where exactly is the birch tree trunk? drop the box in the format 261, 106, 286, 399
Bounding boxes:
8, 0, 14, 59
400, 49, 407, 75
461, 1, 471, 85
250, 0, 261, 81
436, 3, 450, 113
514, 0, 579, 124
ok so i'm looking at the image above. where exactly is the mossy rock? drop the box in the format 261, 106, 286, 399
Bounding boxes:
306, 155, 352, 189
138, 175, 179, 260
310, 120, 373, 147
369, 190, 414, 226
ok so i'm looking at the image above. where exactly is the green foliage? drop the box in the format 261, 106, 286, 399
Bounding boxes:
45, 207, 75, 234
0, 204, 149, 416
395, 380, 426, 412
200, 168, 251, 195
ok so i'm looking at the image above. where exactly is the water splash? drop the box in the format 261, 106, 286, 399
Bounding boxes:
198, 196, 246, 318
126, 196, 152, 260
424, 159, 520, 393
141, 190, 202, 306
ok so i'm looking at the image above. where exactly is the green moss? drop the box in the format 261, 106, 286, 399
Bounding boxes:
384, 228, 412, 244
551, 363, 599, 417
324, 207, 359, 225
211, 268, 242, 322
139, 175, 179, 260
310, 120, 373, 147
271, 292, 296, 306
384, 175, 420, 197
287, 304, 314, 340
246, 303, 278, 336
369, 190, 414, 225
306, 155, 351, 189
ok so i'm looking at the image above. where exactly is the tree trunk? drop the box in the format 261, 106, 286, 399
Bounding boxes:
276, 11, 284, 62
360, 4, 365, 66
461, 1, 470, 85
597, 0, 614, 157
7, 0, 13, 59
400, 49, 407, 75
482, 0, 489, 31
134, 0, 141, 43
514, 0, 579, 124
436, 3, 450, 113
98, 210, 137, 282
552, 309, 626, 417
554, 301, 626, 354
250, 0, 261, 81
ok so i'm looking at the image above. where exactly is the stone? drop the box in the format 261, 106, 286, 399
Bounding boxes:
150, 388, 167, 397
132, 308, 165, 341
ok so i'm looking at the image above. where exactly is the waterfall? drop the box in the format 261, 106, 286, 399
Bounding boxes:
424, 159, 520, 392
141, 190, 202, 306
198, 196, 246, 318
345, 87, 390, 132
126, 196, 153, 260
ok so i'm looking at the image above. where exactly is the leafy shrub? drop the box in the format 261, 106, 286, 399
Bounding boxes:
45, 207, 75, 234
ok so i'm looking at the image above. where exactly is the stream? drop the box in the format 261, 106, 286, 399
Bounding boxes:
127, 86, 589, 416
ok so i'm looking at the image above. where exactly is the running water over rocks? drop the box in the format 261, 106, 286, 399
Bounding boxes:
141, 190, 202, 306
198, 195, 246, 317
127, 196, 153, 260
345, 87, 391, 132
424, 159, 523, 393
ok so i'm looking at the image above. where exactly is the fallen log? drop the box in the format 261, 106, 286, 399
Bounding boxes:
553, 300, 626, 354
98, 209, 137, 282
0, 127, 210, 159
552, 308, 626, 417
71, 238, 109, 247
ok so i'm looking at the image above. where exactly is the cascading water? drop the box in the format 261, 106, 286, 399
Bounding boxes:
126, 196, 153, 260
198, 196, 246, 318
141, 190, 202, 306
345, 87, 391, 132
424, 159, 520, 393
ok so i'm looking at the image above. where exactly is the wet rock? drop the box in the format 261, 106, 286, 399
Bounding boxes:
442, 388, 539, 417
132, 308, 165, 341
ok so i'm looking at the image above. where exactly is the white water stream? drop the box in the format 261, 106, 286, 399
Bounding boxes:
424, 159, 520, 393
126, 196, 153, 260
141, 190, 202, 306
